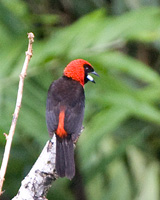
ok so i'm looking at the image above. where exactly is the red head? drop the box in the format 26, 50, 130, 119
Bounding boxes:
64, 59, 99, 86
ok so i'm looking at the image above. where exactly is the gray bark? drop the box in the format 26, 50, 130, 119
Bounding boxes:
12, 135, 57, 200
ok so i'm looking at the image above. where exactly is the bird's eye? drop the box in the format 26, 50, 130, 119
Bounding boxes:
84, 64, 92, 73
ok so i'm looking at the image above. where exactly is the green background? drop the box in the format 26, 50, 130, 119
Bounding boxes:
0, 0, 160, 199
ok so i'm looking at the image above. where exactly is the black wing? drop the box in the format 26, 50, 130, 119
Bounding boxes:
46, 76, 85, 139
64, 100, 84, 139
46, 80, 60, 137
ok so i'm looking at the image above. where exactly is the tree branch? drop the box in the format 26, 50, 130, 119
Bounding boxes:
0, 32, 34, 195
11, 131, 83, 199
12, 135, 58, 200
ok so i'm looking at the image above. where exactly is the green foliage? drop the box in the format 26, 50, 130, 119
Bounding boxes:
0, 1, 160, 199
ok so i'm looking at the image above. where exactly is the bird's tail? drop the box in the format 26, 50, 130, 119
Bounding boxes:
56, 136, 75, 180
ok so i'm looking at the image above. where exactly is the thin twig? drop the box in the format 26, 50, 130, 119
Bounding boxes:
0, 32, 34, 195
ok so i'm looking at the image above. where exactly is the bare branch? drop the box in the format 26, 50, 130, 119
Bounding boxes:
12, 135, 58, 200
0, 32, 35, 195
11, 130, 83, 199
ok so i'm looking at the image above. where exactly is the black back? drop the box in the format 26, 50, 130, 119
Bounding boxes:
46, 76, 85, 139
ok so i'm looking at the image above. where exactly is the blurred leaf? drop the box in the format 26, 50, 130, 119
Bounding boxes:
1, 3, 160, 200
135, 162, 160, 200
104, 160, 132, 200
0, 1, 26, 35
80, 107, 129, 162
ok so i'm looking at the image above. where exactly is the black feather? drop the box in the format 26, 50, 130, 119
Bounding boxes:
46, 76, 85, 179
56, 136, 75, 179
56, 137, 65, 177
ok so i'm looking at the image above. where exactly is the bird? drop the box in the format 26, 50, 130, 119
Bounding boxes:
46, 59, 98, 180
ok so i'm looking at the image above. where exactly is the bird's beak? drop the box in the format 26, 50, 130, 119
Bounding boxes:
90, 71, 99, 77
87, 71, 99, 83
